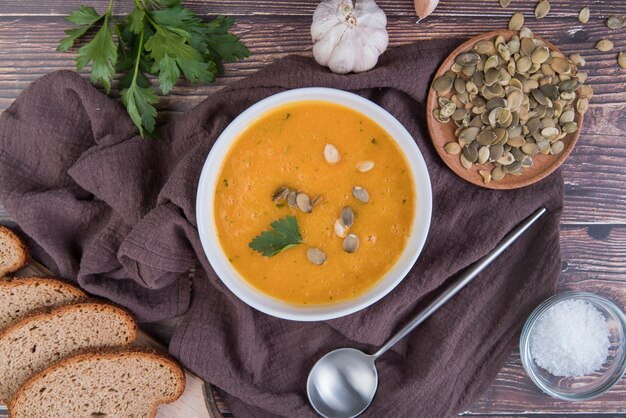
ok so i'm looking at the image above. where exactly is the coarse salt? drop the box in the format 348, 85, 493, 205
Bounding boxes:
529, 299, 610, 377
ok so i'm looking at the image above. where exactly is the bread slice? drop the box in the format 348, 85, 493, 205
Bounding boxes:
0, 226, 29, 277
0, 276, 87, 330
9, 348, 185, 418
0, 301, 137, 402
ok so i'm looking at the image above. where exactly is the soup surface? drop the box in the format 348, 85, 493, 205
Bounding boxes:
214, 101, 415, 305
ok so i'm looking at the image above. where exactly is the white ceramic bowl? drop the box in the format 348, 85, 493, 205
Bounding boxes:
196, 88, 432, 321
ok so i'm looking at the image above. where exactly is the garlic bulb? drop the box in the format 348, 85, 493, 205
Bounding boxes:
311, 0, 388, 74
414, 0, 439, 21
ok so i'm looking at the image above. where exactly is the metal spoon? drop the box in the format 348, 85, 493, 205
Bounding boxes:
307, 207, 547, 418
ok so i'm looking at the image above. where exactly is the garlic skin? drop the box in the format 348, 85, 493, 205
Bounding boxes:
311, 0, 388, 74
414, 0, 439, 20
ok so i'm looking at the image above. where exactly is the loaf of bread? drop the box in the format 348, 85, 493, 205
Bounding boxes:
9, 348, 186, 418
0, 226, 29, 277
0, 301, 137, 402
0, 276, 87, 329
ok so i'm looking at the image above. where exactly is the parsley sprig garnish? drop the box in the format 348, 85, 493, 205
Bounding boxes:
58, 0, 250, 137
249, 216, 303, 257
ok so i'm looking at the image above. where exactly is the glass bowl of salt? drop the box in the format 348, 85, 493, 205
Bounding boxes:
520, 291, 626, 400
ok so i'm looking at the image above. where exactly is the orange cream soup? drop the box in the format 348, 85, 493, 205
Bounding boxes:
214, 101, 415, 305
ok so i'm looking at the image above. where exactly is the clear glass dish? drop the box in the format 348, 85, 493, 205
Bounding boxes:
520, 291, 626, 401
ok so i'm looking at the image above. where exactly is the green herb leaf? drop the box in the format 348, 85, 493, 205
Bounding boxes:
65, 5, 102, 26
75, 13, 117, 93
249, 216, 303, 257
121, 83, 159, 137
57, 27, 90, 52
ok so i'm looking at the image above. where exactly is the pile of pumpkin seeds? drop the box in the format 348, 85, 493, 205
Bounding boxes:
272, 187, 322, 213
432, 28, 592, 183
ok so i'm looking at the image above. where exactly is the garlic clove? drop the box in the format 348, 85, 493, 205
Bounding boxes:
414, 0, 439, 20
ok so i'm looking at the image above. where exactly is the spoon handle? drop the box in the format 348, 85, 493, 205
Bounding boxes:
372, 207, 547, 359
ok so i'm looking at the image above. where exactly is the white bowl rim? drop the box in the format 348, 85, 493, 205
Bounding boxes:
196, 87, 432, 321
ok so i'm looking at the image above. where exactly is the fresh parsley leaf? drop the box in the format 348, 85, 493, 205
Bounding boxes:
127, 7, 146, 35
65, 5, 102, 26
74, 5, 117, 94
57, 27, 90, 52
154, 54, 180, 94
249, 216, 303, 257
121, 83, 159, 137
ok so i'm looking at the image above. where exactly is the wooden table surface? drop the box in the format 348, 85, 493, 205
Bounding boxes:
1, 0, 625, 416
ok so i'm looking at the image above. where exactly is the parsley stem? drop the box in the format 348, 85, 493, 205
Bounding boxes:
131, 24, 145, 86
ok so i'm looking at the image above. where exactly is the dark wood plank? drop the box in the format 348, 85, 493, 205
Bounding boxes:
1, 0, 626, 18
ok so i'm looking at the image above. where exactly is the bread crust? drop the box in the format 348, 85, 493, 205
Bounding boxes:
0, 276, 87, 299
0, 226, 30, 276
8, 347, 186, 418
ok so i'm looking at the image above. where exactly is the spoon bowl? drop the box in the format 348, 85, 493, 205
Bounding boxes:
307, 348, 377, 418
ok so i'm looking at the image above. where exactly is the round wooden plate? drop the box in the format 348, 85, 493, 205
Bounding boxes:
426, 30, 584, 190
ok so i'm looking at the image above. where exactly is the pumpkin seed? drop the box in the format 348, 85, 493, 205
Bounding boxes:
541, 126, 560, 140
287, 190, 297, 207
509, 13, 524, 31
433, 75, 454, 94
272, 187, 289, 203
522, 142, 539, 155
456, 52, 481, 67
484, 55, 499, 72
498, 151, 516, 166
352, 186, 369, 203
479, 169, 491, 184
499, 0, 511, 8
619, 52, 626, 69
444, 142, 462, 155
578, 7, 590, 24
296, 193, 312, 213
579, 85, 594, 99
531, 46, 550, 64
577, 98, 589, 114
474, 40, 495, 55
491, 166, 505, 181
356, 161, 375, 172
559, 109, 575, 124
463, 142, 479, 162
460, 153, 473, 170
334, 219, 348, 238
504, 160, 522, 173
569, 53, 585, 67
490, 144, 505, 160
477, 129, 497, 146
342, 234, 359, 253
550, 140, 565, 154
595, 39, 614, 52
606, 16, 625, 30
478, 146, 490, 164
340, 206, 355, 228
459, 127, 480, 143
307, 248, 327, 265
519, 27, 533, 39
324, 144, 340, 164
562, 122, 578, 133
535, 0, 550, 19
311, 195, 323, 206
550, 57, 571, 74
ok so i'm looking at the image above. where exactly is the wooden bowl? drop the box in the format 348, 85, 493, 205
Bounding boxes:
426, 30, 583, 190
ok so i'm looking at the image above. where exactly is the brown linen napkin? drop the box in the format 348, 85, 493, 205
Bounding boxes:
0, 38, 563, 417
